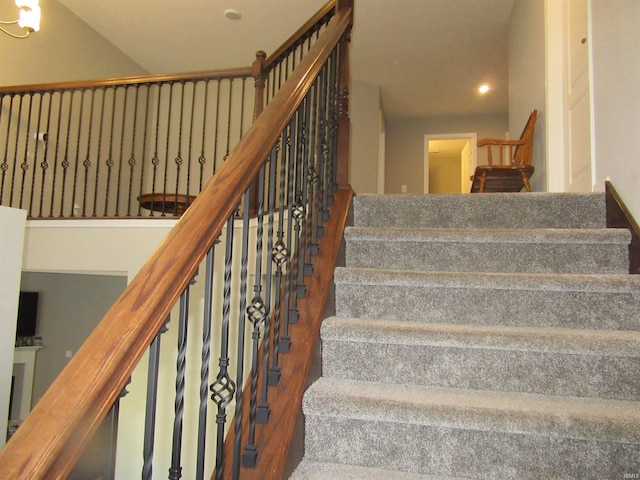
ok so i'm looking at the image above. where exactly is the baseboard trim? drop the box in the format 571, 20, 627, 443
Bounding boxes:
606, 181, 640, 274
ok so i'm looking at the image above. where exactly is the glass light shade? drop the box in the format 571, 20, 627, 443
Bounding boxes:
17, 5, 40, 32
15, 0, 39, 9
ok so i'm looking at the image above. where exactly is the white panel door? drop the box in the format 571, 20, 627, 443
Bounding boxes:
564, 0, 592, 192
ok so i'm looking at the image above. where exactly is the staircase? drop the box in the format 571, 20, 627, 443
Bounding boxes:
290, 192, 640, 479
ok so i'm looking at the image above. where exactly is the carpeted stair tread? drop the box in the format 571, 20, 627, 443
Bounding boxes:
320, 317, 640, 400
353, 192, 606, 229
345, 227, 630, 274
334, 267, 640, 292
302, 377, 640, 444
345, 226, 630, 245
321, 316, 640, 356
289, 460, 469, 480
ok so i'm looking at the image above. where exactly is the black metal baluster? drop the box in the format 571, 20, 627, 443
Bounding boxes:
18, 93, 34, 210
37, 92, 53, 218
269, 119, 293, 386
103, 87, 118, 216
60, 90, 75, 217
259, 136, 281, 412
142, 317, 170, 480
211, 79, 221, 177
210, 213, 238, 480
0, 94, 13, 205
92, 88, 107, 217
9, 94, 24, 208
197, 80, 210, 192
50, 91, 64, 217
70, 89, 85, 216
195, 242, 217, 480
27, 93, 44, 217
224, 80, 234, 162
232, 188, 251, 478
80, 88, 97, 218
149, 84, 163, 216
126, 85, 140, 217
113, 86, 129, 216
161, 83, 174, 217
186, 81, 196, 199
138, 84, 152, 216
169, 274, 196, 480
243, 161, 268, 468
173, 82, 186, 216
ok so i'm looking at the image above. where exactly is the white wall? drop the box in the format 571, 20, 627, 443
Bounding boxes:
0, 206, 27, 447
0, 0, 147, 87
590, 0, 640, 221
350, 80, 383, 194
385, 114, 508, 194
508, 0, 546, 192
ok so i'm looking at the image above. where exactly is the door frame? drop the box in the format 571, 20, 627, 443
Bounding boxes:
424, 133, 477, 194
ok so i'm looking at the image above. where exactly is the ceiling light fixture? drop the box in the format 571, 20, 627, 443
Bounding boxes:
1, 0, 40, 39
224, 8, 241, 20
479, 84, 490, 94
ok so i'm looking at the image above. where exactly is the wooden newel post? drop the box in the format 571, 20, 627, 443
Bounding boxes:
249, 50, 267, 215
336, 0, 353, 188
252, 50, 267, 121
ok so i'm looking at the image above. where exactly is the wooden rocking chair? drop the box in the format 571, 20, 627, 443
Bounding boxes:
471, 109, 537, 193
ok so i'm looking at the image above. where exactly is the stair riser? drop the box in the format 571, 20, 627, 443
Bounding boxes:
353, 193, 606, 229
335, 284, 640, 330
322, 340, 640, 400
346, 240, 629, 274
303, 416, 639, 480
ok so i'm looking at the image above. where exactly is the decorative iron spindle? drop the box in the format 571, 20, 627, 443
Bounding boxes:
142, 318, 170, 480
210, 213, 238, 480
243, 161, 268, 468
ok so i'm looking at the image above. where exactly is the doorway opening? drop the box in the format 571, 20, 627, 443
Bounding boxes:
424, 133, 477, 194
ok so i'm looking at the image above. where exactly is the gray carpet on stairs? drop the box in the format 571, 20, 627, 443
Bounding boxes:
289, 192, 640, 480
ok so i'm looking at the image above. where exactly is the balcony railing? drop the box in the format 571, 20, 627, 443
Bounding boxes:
0, 4, 334, 219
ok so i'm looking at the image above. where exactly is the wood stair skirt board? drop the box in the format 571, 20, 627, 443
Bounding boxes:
289, 191, 640, 480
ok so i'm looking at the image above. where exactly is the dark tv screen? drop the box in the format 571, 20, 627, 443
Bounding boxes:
16, 291, 39, 337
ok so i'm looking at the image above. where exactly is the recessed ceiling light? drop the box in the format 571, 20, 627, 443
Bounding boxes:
224, 8, 241, 20
479, 84, 490, 94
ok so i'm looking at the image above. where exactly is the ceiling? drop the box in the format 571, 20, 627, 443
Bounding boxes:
56, 0, 515, 119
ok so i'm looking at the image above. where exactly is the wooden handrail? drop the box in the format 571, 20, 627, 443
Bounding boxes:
0, 5, 353, 479
263, 0, 336, 69
0, 66, 252, 94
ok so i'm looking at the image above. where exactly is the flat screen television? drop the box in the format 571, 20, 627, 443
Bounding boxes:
16, 291, 39, 338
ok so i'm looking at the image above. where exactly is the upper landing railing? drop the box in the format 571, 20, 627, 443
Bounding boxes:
0, 1, 353, 479
0, 2, 335, 218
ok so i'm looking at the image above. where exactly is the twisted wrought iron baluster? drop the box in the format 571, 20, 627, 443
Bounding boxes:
197, 80, 210, 192
60, 90, 77, 217
50, 91, 64, 217
142, 317, 170, 480
169, 274, 196, 480
69, 89, 85, 216
148, 84, 163, 216
269, 119, 293, 385
195, 241, 217, 480
210, 213, 238, 480
232, 189, 251, 478
280, 108, 301, 352
259, 135, 282, 409
243, 162, 269, 468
